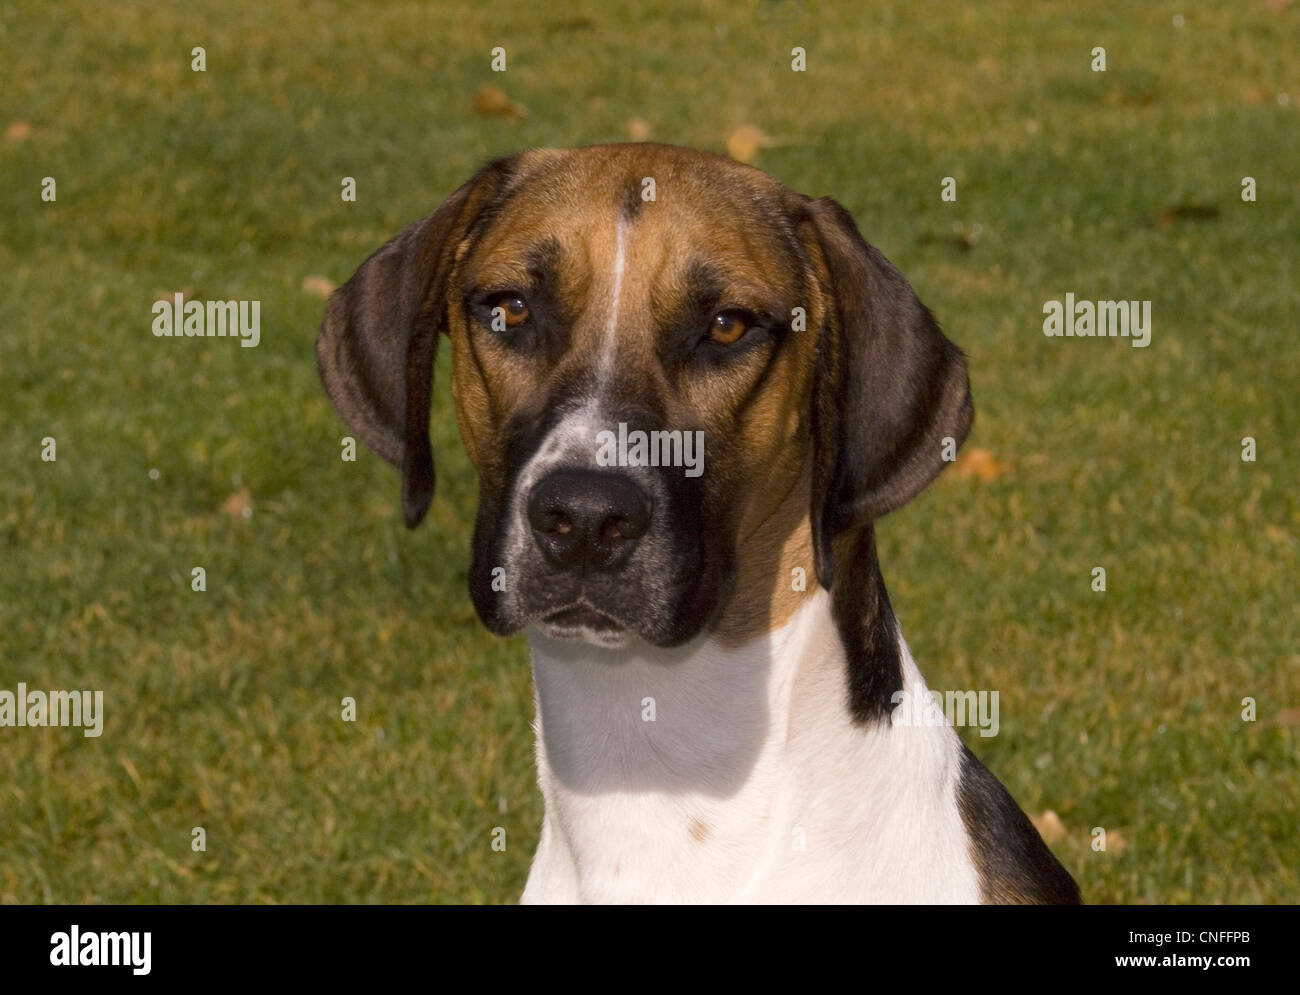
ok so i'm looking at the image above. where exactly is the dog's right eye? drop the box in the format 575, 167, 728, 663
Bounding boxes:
484, 293, 531, 331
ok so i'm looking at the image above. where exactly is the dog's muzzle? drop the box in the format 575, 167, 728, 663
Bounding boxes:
468, 405, 727, 649
523, 469, 653, 642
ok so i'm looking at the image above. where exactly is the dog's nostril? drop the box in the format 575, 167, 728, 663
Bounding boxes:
535, 509, 572, 535
606, 513, 646, 542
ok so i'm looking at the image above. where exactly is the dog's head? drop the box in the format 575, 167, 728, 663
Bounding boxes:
317, 144, 972, 649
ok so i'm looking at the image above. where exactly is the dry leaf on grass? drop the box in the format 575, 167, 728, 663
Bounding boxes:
302, 274, 336, 298
1030, 809, 1067, 844
221, 487, 253, 520
4, 120, 31, 143
1155, 203, 1219, 229
1273, 707, 1300, 727
1262, 524, 1290, 544
953, 447, 1009, 481
473, 84, 526, 121
726, 124, 773, 163
625, 117, 652, 141
918, 226, 980, 251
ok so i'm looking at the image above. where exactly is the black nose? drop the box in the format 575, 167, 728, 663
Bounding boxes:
527, 469, 652, 572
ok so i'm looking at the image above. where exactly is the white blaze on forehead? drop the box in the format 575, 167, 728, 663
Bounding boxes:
597, 218, 628, 390
511, 214, 632, 500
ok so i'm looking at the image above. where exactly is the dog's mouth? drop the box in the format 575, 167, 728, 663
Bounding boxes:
536, 600, 631, 647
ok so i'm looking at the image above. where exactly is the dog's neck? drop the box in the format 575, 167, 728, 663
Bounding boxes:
521, 578, 979, 903
525, 586, 835, 798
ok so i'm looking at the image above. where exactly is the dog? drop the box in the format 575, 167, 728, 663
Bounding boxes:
316, 143, 1081, 904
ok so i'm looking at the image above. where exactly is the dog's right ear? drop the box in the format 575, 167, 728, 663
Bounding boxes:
316, 158, 515, 527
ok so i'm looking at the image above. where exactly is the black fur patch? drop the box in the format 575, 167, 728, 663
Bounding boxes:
621, 178, 646, 220
957, 744, 1083, 904
829, 526, 904, 723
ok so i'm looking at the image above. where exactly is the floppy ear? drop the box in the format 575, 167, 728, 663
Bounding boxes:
315, 160, 513, 527
805, 197, 974, 589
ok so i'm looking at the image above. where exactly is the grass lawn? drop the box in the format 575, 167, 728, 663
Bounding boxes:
0, 0, 1295, 903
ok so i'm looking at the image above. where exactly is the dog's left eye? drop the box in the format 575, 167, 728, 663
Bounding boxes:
708, 310, 752, 346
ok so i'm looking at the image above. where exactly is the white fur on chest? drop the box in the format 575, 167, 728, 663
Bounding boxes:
519, 590, 981, 904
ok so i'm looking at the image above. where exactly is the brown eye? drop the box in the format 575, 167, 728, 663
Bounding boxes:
492, 295, 530, 328
709, 311, 749, 345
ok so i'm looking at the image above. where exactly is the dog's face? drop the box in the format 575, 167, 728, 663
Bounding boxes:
450, 148, 823, 648
318, 144, 973, 649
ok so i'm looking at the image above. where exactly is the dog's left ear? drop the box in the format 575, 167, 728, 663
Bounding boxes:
803, 197, 974, 589
315, 158, 514, 527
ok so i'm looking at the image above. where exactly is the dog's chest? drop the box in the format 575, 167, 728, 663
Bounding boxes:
521, 591, 982, 903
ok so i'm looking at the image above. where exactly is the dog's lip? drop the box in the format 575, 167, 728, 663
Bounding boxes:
541, 601, 626, 633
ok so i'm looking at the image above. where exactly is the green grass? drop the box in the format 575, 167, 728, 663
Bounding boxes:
1, 0, 1295, 903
